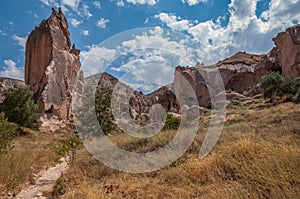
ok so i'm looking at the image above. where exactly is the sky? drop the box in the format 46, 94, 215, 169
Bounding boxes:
0, 0, 299, 93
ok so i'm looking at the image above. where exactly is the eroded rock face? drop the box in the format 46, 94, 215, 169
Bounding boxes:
273, 24, 300, 77
0, 77, 25, 104
173, 24, 300, 107
97, 73, 179, 125
25, 8, 82, 121
173, 52, 264, 107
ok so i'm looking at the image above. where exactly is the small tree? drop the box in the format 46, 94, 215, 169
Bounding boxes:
2, 85, 38, 129
95, 85, 117, 134
260, 72, 300, 102
260, 71, 284, 97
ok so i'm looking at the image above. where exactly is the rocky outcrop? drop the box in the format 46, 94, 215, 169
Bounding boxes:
25, 8, 82, 121
96, 73, 180, 126
0, 77, 25, 104
272, 24, 300, 77
173, 24, 300, 107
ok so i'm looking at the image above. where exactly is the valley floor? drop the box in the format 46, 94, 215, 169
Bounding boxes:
1, 100, 300, 199
61, 101, 300, 199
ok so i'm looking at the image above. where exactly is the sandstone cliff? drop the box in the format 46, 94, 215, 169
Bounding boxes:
272, 24, 300, 77
25, 8, 82, 121
174, 24, 300, 107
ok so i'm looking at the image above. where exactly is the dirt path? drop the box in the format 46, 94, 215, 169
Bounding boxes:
15, 157, 69, 199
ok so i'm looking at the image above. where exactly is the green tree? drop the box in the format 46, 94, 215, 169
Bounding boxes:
2, 85, 38, 129
260, 71, 284, 97
95, 85, 117, 134
260, 72, 300, 102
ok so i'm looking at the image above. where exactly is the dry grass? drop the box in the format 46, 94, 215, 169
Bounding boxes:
1, 101, 298, 198
0, 126, 78, 198
58, 102, 300, 199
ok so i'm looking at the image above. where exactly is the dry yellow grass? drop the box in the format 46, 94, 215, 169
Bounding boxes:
58, 102, 300, 199
0, 126, 79, 198
1, 101, 298, 198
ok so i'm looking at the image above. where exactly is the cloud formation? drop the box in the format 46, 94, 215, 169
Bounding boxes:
125, 0, 158, 5
96, 18, 110, 28
80, 30, 89, 36
0, 59, 24, 80
181, 0, 207, 6
12, 35, 27, 51
93, 1, 101, 9
70, 18, 83, 27
156, 0, 300, 64
80, 27, 198, 92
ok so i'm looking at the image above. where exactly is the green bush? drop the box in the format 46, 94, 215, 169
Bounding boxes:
162, 114, 181, 131
53, 137, 81, 157
52, 177, 66, 197
260, 72, 299, 102
95, 85, 118, 134
2, 85, 38, 129
0, 115, 19, 155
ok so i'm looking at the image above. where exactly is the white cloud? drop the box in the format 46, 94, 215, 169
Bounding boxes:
155, 13, 192, 31
93, 1, 101, 9
114, 0, 158, 5
0, 30, 7, 36
181, 0, 207, 6
81, 46, 117, 76
70, 18, 83, 27
116, 0, 125, 6
79, 4, 92, 18
111, 53, 175, 91
0, 60, 24, 80
61, 0, 81, 10
81, 27, 197, 92
12, 35, 27, 51
80, 30, 89, 36
40, 0, 92, 19
40, 0, 53, 6
155, 0, 300, 65
27, 11, 38, 18
96, 18, 109, 28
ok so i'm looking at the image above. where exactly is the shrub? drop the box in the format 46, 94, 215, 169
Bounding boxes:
162, 114, 181, 131
95, 85, 118, 134
0, 115, 19, 155
260, 72, 284, 97
260, 72, 299, 102
2, 85, 38, 129
53, 137, 81, 157
52, 177, 66, 197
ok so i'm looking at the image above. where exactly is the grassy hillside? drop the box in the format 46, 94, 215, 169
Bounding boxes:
58, 101, 300, 199
0, 100, 299, 198
0, 126, 80, 198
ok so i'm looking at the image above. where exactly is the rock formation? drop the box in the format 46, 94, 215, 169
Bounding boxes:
96, 24, 300, 121
272, 24, 300, 77
174, 24, 300, 107
20, 11, 299, 129
25, 8, 82, 121
97, 73, 179, 125
0, 77, 25, 104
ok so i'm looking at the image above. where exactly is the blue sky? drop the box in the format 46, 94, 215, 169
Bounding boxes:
0, 0, 299, 92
